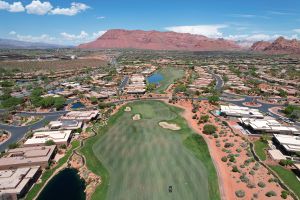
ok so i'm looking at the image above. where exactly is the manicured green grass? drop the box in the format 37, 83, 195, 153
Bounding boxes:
269, 165, 300, 199
253, 140, 268, 161
26, 140, 80, 200
154, 67, 184, 93
183, 134, 220, 200
89, 100, 220, 200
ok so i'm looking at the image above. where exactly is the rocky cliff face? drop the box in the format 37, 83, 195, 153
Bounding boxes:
251, 37, 300, 54
78, 29, 241, 51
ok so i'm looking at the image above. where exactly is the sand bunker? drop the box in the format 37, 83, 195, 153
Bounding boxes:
132, 114, 141, 120
124, 106, 131, 112
159, 122, 181, 130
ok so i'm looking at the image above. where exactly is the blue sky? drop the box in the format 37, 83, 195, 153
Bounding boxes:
0, 0, 300, 45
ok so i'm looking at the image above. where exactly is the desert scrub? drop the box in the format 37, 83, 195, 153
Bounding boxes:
235, 190, 245, 198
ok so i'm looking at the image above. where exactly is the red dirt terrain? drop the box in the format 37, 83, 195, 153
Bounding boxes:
251, 36, 300, 54
78, 29, 241, 51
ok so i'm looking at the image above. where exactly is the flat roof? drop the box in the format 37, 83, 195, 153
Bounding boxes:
0, 146, 56, 169
274, 134, 300, 152
0, 166, 40, 195
24, 130, 71, 145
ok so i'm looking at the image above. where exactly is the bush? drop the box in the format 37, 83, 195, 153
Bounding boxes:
224, 142, 234, 148
281, 191, 289, 199
203, 124, 217, 135
265, 191, 277, 197
279, 159, 294, 166
249, 170, 255, 175
229, 155, 236, 163
257, 181, 266, 188
240, 174, 249, 183
232, 165, 239, 173
45, 140, 55, 146
235, 190, 245, 198
221, 156, 228, 162
8, 142, 19, 149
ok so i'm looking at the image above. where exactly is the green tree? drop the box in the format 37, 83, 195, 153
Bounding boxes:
45, 140, 55, 146
208, 95, 220, 104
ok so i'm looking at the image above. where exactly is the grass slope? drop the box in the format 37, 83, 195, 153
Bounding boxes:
253, 140, 268, 161
154, 67, 184, 93
269, 165, 300, 199
88, 100, 220, 200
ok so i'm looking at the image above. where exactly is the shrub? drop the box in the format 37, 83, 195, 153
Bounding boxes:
240, 174, 249, 183
229, 155, 236, 163
236, 148, 242, 153
203, 124, 217, 135
8, 142, 19, 149
265, 191, 277, 197
213, 133, 219, 138
249, 170, 255, 175
221, 156, 228, 162
281, 191, 289, 199
235, 190, 245, 198
232, 165, 239, 173
45, 140, 55, 146
279, 159, 294, 166
257, 181, 266, 188
247, 182, 256, 189
224, 142, 234, 148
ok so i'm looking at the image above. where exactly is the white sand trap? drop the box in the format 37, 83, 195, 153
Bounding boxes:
124, 106, 131, 112
132, 114, 141, 120
159, 122, 181, 130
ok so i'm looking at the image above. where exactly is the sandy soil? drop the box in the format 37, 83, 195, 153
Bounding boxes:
166, 99, 292, 200
132, 114, 141, 120
158, 121, 181, 130
124, 106, 131, 112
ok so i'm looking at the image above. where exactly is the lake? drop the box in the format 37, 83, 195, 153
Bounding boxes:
147, 73, 164, 84
37, 168, 86, 200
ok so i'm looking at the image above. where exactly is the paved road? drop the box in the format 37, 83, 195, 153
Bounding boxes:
0, 113, 64, 151
118, 75, 129, 91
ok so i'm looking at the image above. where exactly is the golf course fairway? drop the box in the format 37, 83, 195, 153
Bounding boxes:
89, 100, 220, 200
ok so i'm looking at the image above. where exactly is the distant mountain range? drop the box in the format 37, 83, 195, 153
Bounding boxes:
78, 29, 241, 51
250, 37, 300, 54
0, 38, 70, 49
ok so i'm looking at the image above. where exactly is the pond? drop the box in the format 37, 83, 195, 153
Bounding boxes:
37, 168, 86, 200
71, 102, 85, 109
147, 73, 164, 84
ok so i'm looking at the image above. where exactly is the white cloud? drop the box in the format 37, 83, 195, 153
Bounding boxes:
0, 0, 10, 10
16, 33, 55, 43
0, 1, 24, 12
97, 16, 105, 19
51, 2, 89, 16
0, 1, 89, 15
9, 31, 16, 35
25, 0, 52, 15
293, 29, 300, 34
165, 25, 227, 38
60, 31, 89, 40
92, 30, 106, 38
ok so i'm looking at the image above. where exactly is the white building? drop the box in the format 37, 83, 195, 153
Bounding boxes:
239, 118, 299, 135
24, 130, 72, 147
220, 105, 264, 118
273, 134, 300, 153
60, 110, 99, 122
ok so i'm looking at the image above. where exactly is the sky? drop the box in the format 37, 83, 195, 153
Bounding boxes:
0, 0, 300, 46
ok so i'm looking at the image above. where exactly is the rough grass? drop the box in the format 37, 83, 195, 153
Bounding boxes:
269, 165, 300, 199
154, 67, 185, 93
26, 140, 80, 200
253, 140, 268, 161
88, 100, 220, 200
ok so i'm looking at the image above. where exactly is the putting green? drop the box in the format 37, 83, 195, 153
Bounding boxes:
92, 101, 219, 200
